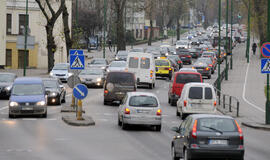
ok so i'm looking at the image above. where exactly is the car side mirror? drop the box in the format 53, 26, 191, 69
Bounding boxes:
59, 85, 64, 89
171, 127, 179, 133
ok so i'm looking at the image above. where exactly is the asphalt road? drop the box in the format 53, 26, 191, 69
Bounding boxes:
0, 40, 269, 160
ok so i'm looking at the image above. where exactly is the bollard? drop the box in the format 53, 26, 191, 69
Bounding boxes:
71, 94, 75, 107
229, 96, 232, 112
77, 99, 83, 120
218, 92, 221, 105
237, 101, 240, 117
223, 95, 226, 109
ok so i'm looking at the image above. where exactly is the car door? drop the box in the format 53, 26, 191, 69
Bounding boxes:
174, 120, 187, 154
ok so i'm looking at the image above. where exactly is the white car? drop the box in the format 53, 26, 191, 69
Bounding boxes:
176, 83, 217, 119
176, 40, 189, 49
118, 92, 162, 131
106, 61, 127, 72
49, 63, 73, 82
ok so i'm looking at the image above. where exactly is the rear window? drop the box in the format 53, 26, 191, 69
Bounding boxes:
197, 118, 237, 132
155, 60, 169, 66
140, 57, 150, 69
129, 57, 139, 68
176, 74, 201, 84
107, 72, 134, 85
205, 87, 213, 99
129, 96, 158, 107
188, 87, 202, 99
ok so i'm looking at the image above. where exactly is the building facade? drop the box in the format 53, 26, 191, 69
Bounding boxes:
0, 0, 7, 68
5, 0, 72, 69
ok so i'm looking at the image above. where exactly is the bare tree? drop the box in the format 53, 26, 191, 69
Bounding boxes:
62, 1, 72, 59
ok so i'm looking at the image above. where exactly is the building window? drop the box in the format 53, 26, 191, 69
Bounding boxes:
19, 14, 29, 35
18, 50, 29, 69
6, 14, 12, 35
6, 49, 12, 67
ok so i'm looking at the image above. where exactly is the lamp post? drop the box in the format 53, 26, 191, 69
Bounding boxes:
266, 0, 270, 124
103, 0, 107, 58
23, 0, 29, 76
225, 0, 229, 80
245, 0, 250, 63
230, 0, 233, 69
217, 0, 221, 91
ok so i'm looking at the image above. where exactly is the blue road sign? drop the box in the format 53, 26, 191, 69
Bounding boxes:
73, 84, 88, 100
70, 55, 85, 70
261, 42, 270, 58
69, 49, 83, 55
261, 59, 270, 74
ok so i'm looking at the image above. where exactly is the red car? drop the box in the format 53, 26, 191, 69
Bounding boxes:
168, 72, 203, 106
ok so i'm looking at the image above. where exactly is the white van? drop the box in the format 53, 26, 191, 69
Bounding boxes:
176, 83, 217, 119
127, 52, 156, 89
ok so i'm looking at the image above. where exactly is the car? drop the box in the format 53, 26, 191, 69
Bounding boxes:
188, 48, 200, 58
115, 50, 128, 61
145, 47, 161, 59
177, 49, 192, 64
160, 45, 171, 56
107, 61, 127, 72
192, 58, 213, 79
129, 48, 144, 53
49, 63, 73, 82
168, 71, 202, 106
155, 58, 174, 80
176, 40, 189, 49
179, 68, 197, 72
118, 92, 162, 131
168, 47, 177, 55
201, 52, 217, 70
9, 77, 47, 118
0, 72, 17, 99
167, 55, 183, 69
87, 58, 108, 70
176, 83, 217, 119
103, 71, 136, 105
79, 68, 105, 88
171, 114, 244, 160
43, 78, 66, 105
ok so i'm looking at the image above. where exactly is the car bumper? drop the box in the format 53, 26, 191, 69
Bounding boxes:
9, 106, 47, 115
104, 92, 126, 102
123, 115, 162, 125
196, 69, 211, 76
188, 148, 244, 159
182, 109, 217, 114
82, 81, 103, 87
180, 58, 192, 63
50, 75, 69, 82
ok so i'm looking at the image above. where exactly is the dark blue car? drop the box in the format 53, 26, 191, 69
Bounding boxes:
9, 77, 47, 118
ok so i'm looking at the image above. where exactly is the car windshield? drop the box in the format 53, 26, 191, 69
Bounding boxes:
130, 48, 143, 52
198, 118, 237, 132
129, 96, 158, 107
80, 69, 103, 75
43, 80, 58, 88
0, 74, 15, 82
53, 64, 68, 70
197, 58, 212, 64
107, 73, 134, 85
203, 52, 214, 56
12, 84, 44, 96
176, 74, 201, 83
117, 51, 128, 56
90, 59, 106, 65
188, 87, 203, 99
155, 60, 169, 66
110, 61, 126, 67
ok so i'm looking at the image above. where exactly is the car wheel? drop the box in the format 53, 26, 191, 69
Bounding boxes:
181, 113, 187, 120
171, 145, 180, 160
211, 69, 214, 74
121, 119, 128, 130
176, 108, 180, 116
42, 111, 47, 118
155, 125, 161, 131
184, 149, 191, 160
171, 100, 176, 106
103, 100, 109, 105
149, 83, 153, 89
208, 75, 211, 79
9, 113, 15, 119
153, 83, 155, 88
118, 117, 122, 126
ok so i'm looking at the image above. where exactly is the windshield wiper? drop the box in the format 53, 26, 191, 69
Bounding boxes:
201, 125, 223, 134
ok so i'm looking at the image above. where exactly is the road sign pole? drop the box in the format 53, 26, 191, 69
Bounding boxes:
266, 0, 270, 124
230, 0, 233, 70
217, 0, 221, 91
225, 0, 229, 80
245, 0, 250, 63
103, 0, 107, 59
77, 99, 83, 120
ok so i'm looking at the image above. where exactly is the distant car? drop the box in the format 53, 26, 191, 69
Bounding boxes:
188, 48, 200, 58
118, 92, 162, 131
176, 41, 189, 49
160, 45, 171, 56
176, 83, 217, 119
107, 61, 127, 73
87, 58, 108, 70
177, 49, 192, 65
171, 114, 244, 160
49, 63, 73, 82
43, 78, 66, 105
9, 77, 47, 118
168, 47, 177, 55
115, 50, 128, 61
145, 47, 161, 59
129, 48, 144, 53
192, 58, 213, 79
0, 73, 17, 98
79, 68, 105, 88
179, 68, 198, 72
167, 55, 183, 69
155, 58, 174, 80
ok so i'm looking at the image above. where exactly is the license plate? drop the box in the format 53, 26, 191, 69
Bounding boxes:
209, 140, 228, 145
22, 107, 33, 110
116, 92, 124, 95
137, 110, 149, 113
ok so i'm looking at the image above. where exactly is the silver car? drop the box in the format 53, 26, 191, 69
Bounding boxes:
79, 68, 105, 88
49, 63, 73, 82
106, 61, 127, 73
118, 92, 162, 131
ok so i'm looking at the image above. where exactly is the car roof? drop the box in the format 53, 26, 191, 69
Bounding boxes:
127, 92, 157, 97
190, 114, 233, 120
0, 72, 16, 76
175, 71, 200, 75
184, 82, 213, 87
14, 77, 43, 84
42, 78, 58, 81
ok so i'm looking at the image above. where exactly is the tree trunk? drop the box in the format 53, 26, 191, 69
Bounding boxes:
62, 2, 72, 61
46, 25, 56, 72
116, 3, 126, 52
176, 16, 180, 40
148, 19, 153, 46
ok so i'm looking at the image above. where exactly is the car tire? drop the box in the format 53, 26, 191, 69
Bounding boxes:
208, 75, 211, 79
153, 83, 155, 88
103, 100, 109, 105
211, 69, 214, 74
184, 149, 191, 160
181, 113, 187, 120
9, 113, 15, 119
149, 83, 153, 89
171, 145, 180, 160
155, 125, 161, 131
122, 120, 128, 130
118, 117, 122, 126
176, 108, 180, 117
171, 100, 176, 106
42, 111, 47, 118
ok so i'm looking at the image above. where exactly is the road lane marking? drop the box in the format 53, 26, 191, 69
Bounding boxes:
242, 62, 265, 113
0, 106, 8, 111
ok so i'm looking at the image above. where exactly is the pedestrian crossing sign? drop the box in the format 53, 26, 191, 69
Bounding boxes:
261, 59, 270, 73
70, 54, 85, 70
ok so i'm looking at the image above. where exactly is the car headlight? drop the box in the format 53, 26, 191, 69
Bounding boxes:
115, 57, 119, 60
49, 72, 54, 76
97, 78, 102, 82
68, 73, 73, 77
5, 85, 12, 91
101, 66, 106, 69
36, 101, 46, 106
9, 101, 18, 107
49, 92, 57, 96
165, 53, 169, 56
106, 69, 110, 72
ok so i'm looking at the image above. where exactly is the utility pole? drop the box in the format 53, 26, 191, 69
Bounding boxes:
245, 0, 250, 63
266, 0, 270, 124
217, 0, 221, 91
225, 0, 229, 80
23, 0, 29, 76
230, 0, 233, 69
103, 0, 107, 58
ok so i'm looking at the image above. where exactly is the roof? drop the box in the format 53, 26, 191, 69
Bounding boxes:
127, 92, 157, 97
184, 82, 213, 87
14, 77, 43, 84
190, 114, 233, 119
175, 71, 200, 75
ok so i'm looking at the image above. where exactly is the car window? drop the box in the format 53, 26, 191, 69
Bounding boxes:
205, 87, 213, 99
129, 96, 158, 107
188, 87, 203, 99
43, 80, 58, 88
140, 57, 150, 69
107, 73, 134, 85
176, 74, 201, 84
91, 59, 106, 65
110, 61, 126, 67
155, 60, 169, 66
53, 64, 68, 70
12, 84, 44, 96
129, 57, 139, 68
198, 118, 237, 132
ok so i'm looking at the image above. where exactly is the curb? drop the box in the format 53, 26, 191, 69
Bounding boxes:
61, 106, 85, 113
62, 115, 95, 126
241, 122, 270, 131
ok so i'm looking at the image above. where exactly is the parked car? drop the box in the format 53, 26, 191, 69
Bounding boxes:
49, 63, 73, 82
43, 78, 66, 105
168, 72, 202, 106
107, 61, 127, 72
0, 72, 17, 99
155, 58, 174, 80
176, 83, 217, 119
127, 52, 156, 89
118, 92, 162, 131
87, 58, 108, 70
171, 114, 244, 160
9, 77, 47, 118
79, 68, 105, 88
103, 71, 136, 105
115, 50, 128, 61
192, 58, 213, 79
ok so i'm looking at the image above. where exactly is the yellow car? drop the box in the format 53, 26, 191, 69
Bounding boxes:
155, 58, 174, 80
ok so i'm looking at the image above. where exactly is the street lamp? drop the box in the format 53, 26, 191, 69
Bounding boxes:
245, 0, 251, 63
266, 0, 270, 124
217, 0, 221, 91
23, 0, 29, 76
225, 0, 229, 80
103, 0, 107, 58
230, 0, 233, 70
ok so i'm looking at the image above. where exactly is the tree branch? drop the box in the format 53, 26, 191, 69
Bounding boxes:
35, 0, 49, 21
45, 0, 56, 15
52, 0, 65, 22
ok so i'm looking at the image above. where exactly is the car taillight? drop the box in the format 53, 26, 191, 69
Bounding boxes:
187, 56, 191, 58
104, 90, 108, 94
192, 120, 198, 139
205, 67, 210, 71
184, 100, 187, 107
214, 101, 217, 106
156, 109, 162, 116
178, 60, 182, 63
235, 120, 243, 140
169, 68, 172, 71
208, 64, 213, 67
125, 108, 130, 114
